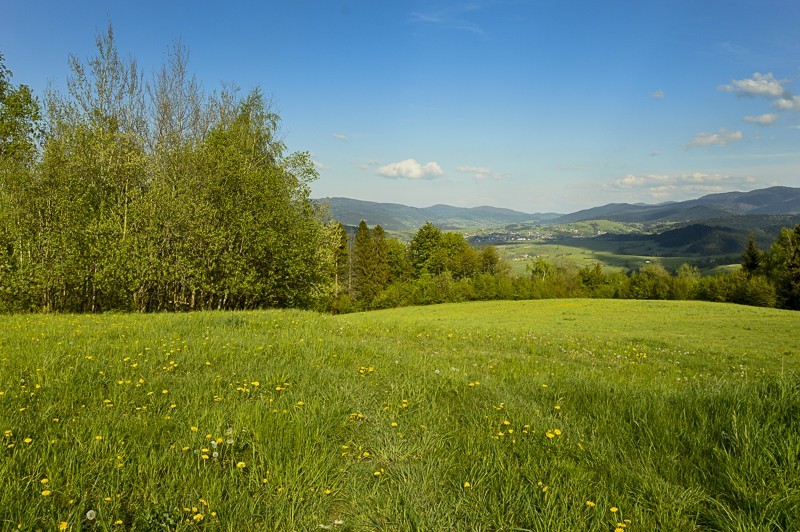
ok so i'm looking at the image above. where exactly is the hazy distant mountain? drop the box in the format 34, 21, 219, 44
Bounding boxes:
556, 186, 800, 224
317, 197, 559, 232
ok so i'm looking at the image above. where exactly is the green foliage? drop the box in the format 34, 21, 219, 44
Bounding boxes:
767, 225, 800, 310
740, 233, 763, 276
0, 27, 329, 312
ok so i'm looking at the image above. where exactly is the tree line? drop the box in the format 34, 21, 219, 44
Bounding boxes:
1, 27, 799, 314
329, 221, 800, 312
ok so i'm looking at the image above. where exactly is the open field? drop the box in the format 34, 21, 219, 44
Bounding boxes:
497, 241, 707, 275
2, 300, 799, 530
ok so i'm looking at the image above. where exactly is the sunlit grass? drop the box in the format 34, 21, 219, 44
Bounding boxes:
1, 301, 799, 529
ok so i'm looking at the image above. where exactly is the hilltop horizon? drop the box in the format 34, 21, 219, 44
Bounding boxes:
317, 184, 800, 219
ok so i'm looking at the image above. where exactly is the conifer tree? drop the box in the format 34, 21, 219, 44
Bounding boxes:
352, 220, 379, 305
741, 233, 762, 277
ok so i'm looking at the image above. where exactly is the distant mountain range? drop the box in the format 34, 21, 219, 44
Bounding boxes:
316, 197, 559, 232
555, 186, 800, 224
316, 186, 800, 231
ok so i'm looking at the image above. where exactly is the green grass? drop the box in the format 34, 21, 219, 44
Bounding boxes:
1, 300, 799, 530
497, 240, 738, 275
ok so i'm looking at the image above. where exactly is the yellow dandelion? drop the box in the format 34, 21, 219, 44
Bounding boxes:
114, 520, 123, 525
554, 405, 561, 410
373, 470, 381, 477
236, 461, 246, 469
546, 432, 555, 439
193, 513, 204, 522
554, 429, 562, 436
390, 421, 398, 427
610, 507, 619, 513
59, 522, 68, 531
586, 501, 596, 507
615, 529, 624, 532
324, 488, 332, 494
191, 426, 198, 432
463, 481, 471, 488
95, 435, 103, 442
23, 437, 32, 444
41, 490, 51, 496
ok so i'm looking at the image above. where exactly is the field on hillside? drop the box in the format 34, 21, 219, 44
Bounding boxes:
1, 301, 799, 530
497, 241, 730, 275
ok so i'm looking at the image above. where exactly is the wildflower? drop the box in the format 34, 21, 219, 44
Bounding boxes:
41, 479, 49, 485
373, 470, 381, 477
193, 513, 204, 522
191, 426, 198, 432
59, 523, 68, 531
615, 529, 624, 532
610, 507, 619, 513
554, 405, 561, 410
23, 437, 32, 443
95, 435, 103, 442
324, 488, 332, 494
236, 461, 246, 469
390, 422, 398, 427
114, 520, 123, 525
41, 490, 51, 496
201, 454, 209, 460
554, 429, 562, 436
86, 510, 96, 521
546, 432, 554, 439
586, 501, 596, 507
463, 481, 471, 488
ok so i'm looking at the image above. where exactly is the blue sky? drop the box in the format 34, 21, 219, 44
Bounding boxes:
2, 0, 799, 213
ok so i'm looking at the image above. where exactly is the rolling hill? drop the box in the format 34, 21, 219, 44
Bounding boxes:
316, 197, 559, 231
555, 186, 800, 224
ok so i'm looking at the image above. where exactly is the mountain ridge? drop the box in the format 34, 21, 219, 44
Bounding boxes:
317, 186, 800, 231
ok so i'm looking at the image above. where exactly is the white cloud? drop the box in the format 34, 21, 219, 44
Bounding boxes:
651, 89, 665, 99
719, 72, 787, 98
684, 128, 743, 149
775, 95, 800, 110
610, 173, 758, 199
376, 159, 444, 180
456, 165, 505, 181
743, 113, 778, 126
333, 133, 349, 142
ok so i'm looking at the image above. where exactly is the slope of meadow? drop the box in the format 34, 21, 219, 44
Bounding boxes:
1, 300, 798, 530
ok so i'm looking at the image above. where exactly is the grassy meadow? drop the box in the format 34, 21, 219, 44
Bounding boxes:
1, 300, 799, 530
